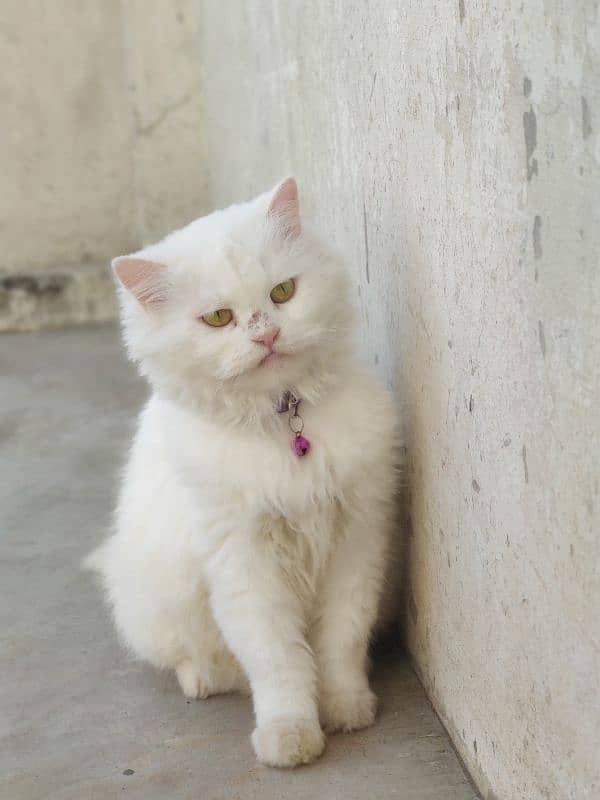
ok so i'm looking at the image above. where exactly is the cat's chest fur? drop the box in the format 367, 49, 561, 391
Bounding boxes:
152, 372, 392, 523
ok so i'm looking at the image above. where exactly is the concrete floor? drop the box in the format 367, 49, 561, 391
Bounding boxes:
1, 326, 478, 800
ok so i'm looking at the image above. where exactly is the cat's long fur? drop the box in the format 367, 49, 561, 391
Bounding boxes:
86, 179, 398, 767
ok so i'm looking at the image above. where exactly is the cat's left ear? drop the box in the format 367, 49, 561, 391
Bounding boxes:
268, 177, 301, 239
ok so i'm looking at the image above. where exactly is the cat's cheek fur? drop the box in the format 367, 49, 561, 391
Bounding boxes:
87, 179, 400, 768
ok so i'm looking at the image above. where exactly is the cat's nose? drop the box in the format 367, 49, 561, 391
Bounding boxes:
251, 327, 280, 350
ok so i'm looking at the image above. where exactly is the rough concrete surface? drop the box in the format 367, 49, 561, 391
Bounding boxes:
199, 2, 600, 798
0, 264, 117, 332
0, 1, 134, 274
122, 0, 207, 245
0, 1, 205, 328
0, 326, 478, 800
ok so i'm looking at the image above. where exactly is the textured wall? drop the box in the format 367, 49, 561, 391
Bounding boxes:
199, 2, 600, 798
1, 1, 133, 273
122, 0, 207, 244
0, 0, 205, 328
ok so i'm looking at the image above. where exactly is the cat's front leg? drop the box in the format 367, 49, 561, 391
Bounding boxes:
313, 501, 390, 734
205, 524, 325, 768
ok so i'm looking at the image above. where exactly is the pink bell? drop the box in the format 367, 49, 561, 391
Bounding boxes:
292, 435, 311, 457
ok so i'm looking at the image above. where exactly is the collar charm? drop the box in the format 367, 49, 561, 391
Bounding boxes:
277, 390, 311, 457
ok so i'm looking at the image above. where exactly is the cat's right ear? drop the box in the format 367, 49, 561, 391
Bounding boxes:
112, 256, 169, 308
268, 177, 301, 239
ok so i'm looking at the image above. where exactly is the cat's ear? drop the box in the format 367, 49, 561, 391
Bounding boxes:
112, 256, 169, 308
268, 177, 301, 239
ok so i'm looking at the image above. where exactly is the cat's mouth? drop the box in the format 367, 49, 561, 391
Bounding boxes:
260, 351, 285, 367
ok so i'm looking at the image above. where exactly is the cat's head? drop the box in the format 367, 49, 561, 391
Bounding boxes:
113, 179, 354, 407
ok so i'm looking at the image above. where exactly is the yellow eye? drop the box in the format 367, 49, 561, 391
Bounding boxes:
270, 279, 296, 304
201, 308, 233, 327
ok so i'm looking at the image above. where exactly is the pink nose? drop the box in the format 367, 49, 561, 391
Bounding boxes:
251, 327, 280, 350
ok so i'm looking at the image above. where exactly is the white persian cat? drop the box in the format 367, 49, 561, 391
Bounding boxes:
87, 179, 398, 768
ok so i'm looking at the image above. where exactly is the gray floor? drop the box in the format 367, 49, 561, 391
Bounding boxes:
1, 326, 478, 800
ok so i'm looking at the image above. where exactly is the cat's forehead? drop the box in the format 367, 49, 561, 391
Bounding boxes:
177, 237, 288, 288
169, 236, 291, 308
225, 239, 274, 277
200, 239, 270, 283
156, 199, 299, 299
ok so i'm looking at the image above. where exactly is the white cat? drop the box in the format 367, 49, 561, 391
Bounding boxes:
86, 178, 398, 768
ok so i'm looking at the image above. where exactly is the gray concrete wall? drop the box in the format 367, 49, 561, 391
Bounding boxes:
199, 2, 600, 798
0, 0, 205, 329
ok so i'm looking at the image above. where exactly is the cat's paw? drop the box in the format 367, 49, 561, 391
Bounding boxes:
176, 659, 212, 699
251, 716, 326, 768
320, 687, 377, 733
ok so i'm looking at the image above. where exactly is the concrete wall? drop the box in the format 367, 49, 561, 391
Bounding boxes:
0, 0, 206, 329
199, 2, 600, 799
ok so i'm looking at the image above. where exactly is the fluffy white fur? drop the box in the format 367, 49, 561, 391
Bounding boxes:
87, 179, 398, 768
